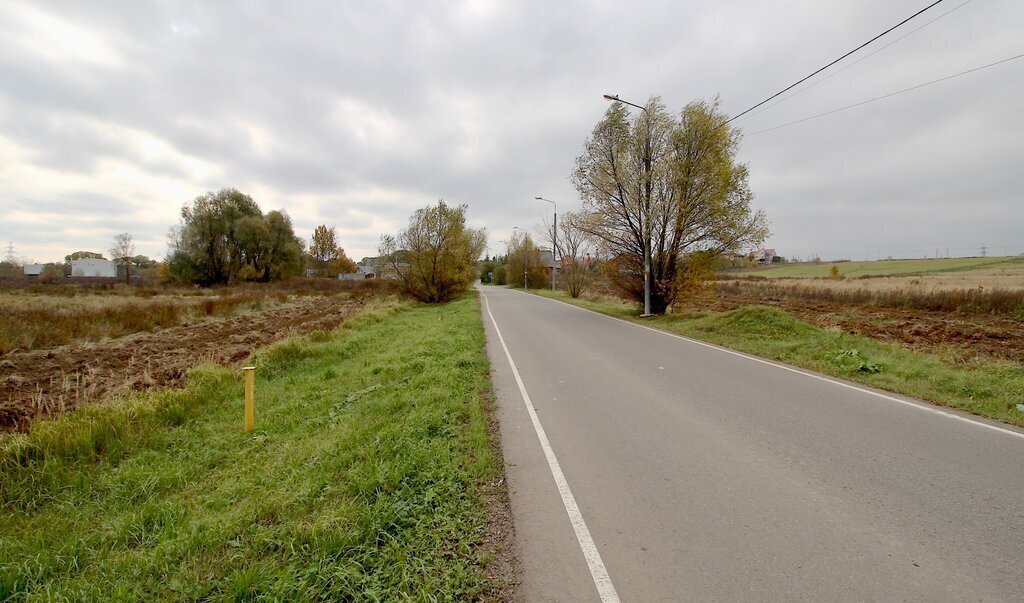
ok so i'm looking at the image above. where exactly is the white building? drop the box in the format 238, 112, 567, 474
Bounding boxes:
23, 263, 46, 277
71, 258, 116, 277
338, 261, 377, 281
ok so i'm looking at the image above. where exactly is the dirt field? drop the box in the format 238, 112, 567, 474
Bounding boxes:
0, 294, 369, 432
706, 290, 1024, 364
579, 267, 1024, 364
704, 257, 1024, 363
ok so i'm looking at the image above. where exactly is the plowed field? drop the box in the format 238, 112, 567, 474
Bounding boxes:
0, 294, 368, 431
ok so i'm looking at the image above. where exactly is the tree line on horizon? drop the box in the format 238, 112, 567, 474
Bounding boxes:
1, 188, 360, 286
5, 93, 765, 310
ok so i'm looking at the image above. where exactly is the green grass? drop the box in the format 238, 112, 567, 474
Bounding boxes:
536, 290, 1024, 428
0, 296, 507, 600
727, 256, 1024, 278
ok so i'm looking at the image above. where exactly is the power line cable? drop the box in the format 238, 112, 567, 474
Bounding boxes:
740, 0, 976, 122
725, 0, 947, 124
747, 52, 1024, 135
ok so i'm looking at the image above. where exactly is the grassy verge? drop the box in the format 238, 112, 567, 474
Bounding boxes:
0, 295, 508, 600
535, 290, 1024, 428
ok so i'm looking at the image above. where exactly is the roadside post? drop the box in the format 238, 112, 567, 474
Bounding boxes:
242, 366, 255, 432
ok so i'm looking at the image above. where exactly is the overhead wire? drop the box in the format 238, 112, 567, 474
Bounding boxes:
738, 0, 977, 123
746, 52, 1024, 136
724, 0, 947, 124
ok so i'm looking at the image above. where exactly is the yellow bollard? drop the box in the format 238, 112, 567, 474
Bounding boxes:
242, 366, 255, 432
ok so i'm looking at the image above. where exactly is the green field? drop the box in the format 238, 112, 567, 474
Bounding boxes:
727, 256, 1024, 278
0, 296, 508, 600
535, 290, 1024, 428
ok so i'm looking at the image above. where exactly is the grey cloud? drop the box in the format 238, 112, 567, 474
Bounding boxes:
1, 0, 1022, 262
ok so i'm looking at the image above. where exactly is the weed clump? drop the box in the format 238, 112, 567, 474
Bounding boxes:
831, 349, 882, 374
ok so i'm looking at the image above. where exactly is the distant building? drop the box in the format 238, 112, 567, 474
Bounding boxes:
557, 255, 594, 270
23, 263, 46, 277
750, 248, 776, 264
536, 249, 558, 276
71, 258, 116, 277
338, 260, 378, 281
538, 249, 555, 268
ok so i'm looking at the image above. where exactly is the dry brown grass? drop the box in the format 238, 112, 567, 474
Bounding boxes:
0, 279, 381, 355
722, 267, 1024, 292
716, 279, 1024, 316
0, 292, 380, 431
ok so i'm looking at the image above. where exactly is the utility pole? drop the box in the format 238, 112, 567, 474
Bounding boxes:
981, 243, 987, 258
536, 197, 557, 292
4, 241, 15, 263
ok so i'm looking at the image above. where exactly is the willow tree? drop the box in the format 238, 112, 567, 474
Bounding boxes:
573, 96, 767, 313
168, 189, 303, 284
379, 200, 486, 303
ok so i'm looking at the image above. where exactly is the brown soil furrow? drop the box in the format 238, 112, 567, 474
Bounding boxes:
0, 295, 367, 432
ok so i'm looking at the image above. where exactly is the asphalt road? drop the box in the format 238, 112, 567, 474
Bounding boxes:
479, 285, 1024, 602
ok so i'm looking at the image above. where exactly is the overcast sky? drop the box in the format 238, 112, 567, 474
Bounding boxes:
1, 0, 1022, 264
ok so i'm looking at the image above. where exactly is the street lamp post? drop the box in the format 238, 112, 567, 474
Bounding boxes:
603, 94, 653, 317
513, 226, 528, 289
535, 197, 557, 292
497, 240, 509, 285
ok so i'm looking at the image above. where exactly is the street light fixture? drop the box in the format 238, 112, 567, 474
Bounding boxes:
535, 197, 557, 292
604, 93, 653, 317
603, 94, 647, 114
512, 226, 528, 289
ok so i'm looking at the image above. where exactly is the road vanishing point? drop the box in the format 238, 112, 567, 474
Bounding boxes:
479, 285, 1024, 602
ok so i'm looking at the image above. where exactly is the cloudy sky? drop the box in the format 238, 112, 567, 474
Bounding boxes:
1, 0, 1022, 263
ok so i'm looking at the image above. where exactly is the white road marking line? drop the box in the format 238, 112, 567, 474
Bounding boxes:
481, 291, 621, 603
526, 290, 1024, 442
